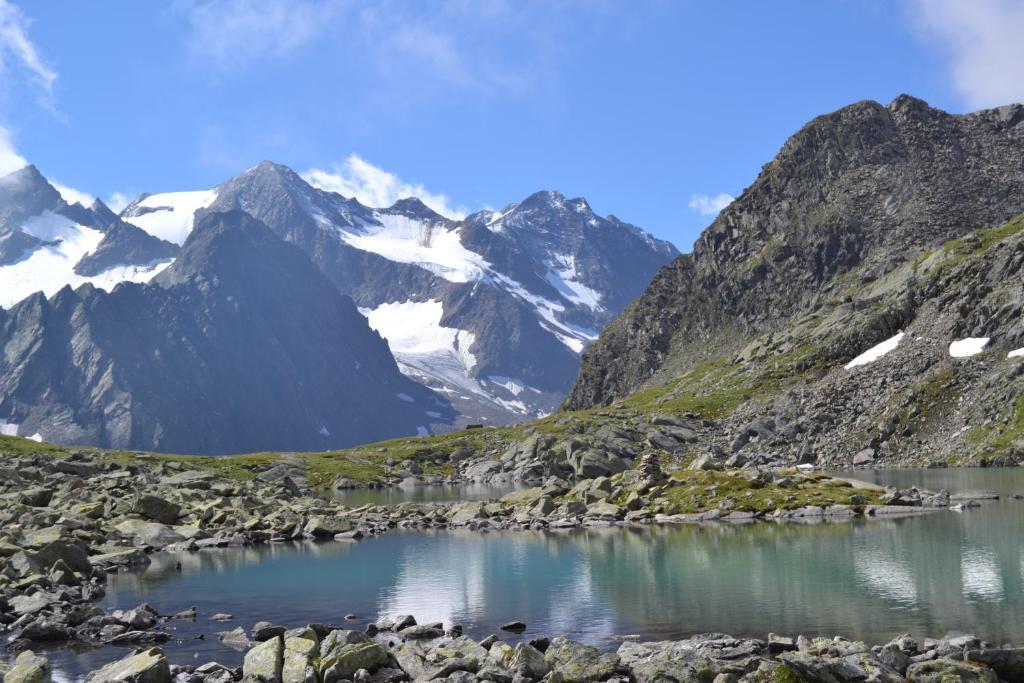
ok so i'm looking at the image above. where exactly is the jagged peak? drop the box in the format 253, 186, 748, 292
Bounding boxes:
385, 196, 442, 220
0, 163, 50, 189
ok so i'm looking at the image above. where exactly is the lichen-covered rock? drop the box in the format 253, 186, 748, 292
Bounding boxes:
319, 630, 391, 682
5, 651, 51, 683
243, 635, 285, 683
85, 647, 171, 683
282, 628, 320, 683
544, 637, 620, 682
510, 642, 550, 679
906, 658, 999, 682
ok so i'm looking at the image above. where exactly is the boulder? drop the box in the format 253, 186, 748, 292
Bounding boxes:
132, 494, 181, 524
585, 501, 624, 520
243, 635, 285, 683
852, 449, 876, 466
966, 648, 1024, 681
449, 502, 488, 526
5, 651, 51, 683
33, 540, 92, 575
303, 516, 352, 537
319, 630, 391, 682
544, 638, 620, 683
86, 647, 171, 683
906, 658, 998, 682
282, 628, 320, 683
510, 643, 550, 679
252, 622, 288, 641
114, 520, 186, 547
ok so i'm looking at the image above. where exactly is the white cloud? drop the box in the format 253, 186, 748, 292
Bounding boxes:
688, 193, 734, 217
0, 124, 26, 175
303, 155, 468, 219
52, 180, 93, 207
176, 0, 338, 72
106, 192, 131, 213
910, 0, 1024, 109
0, 0, 57, 99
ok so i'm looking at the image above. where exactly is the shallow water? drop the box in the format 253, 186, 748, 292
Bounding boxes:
43, 468, 1024, 679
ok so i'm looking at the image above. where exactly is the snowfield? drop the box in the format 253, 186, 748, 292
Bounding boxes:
949, 337, 990, 358
545, 254, 604, 311
121, 189, 218, 245
0, 212, 172, 309
1008, 347, 1023, 359
844, 332, 904, 369
340, 215, 488, 283
362, 299, 479, 392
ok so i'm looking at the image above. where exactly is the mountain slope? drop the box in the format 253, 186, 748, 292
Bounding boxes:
0, 210, 451, 454
558, 95, 1024, 467
569, 95, 1024, 409
121, 162, 677, 424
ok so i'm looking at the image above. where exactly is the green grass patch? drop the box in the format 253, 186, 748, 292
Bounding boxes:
656, 470, 883, 514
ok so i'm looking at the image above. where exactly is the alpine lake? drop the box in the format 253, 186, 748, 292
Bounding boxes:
39, 468, 1024, 679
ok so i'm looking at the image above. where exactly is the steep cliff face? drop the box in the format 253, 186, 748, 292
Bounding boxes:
567, 96, 1024, 410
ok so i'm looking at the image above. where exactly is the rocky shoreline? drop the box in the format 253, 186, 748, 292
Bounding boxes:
1, 447, 1016, 681
6, 612, 1024, 682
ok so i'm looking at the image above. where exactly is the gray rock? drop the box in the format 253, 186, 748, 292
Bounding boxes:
132, 494, 181, 524
86, 647, 171, 683
5, 651, 51, 683
544, 638, 620, 683
906, 658, 998, 682
243, 635, 285, 683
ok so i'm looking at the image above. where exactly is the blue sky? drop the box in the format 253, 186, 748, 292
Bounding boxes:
1, 0, 1022, 249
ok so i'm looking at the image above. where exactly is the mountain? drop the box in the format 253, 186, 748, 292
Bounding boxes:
0, 165, 178, 304
0, 210, 451, 454
119, 162, 677, 424
565, 95, 1024, 467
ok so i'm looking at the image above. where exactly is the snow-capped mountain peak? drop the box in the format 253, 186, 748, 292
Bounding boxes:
1, 161, 677, 429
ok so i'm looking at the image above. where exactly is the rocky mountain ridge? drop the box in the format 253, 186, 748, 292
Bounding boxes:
0, 210, 450, 454
561, 95, 1024, 468
119, 163, 676, 424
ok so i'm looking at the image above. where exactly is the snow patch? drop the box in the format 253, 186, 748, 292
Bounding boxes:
0, 419, 19, 436
319, 426, 331, 437
487, 376, 526, 396
844, 332, 904, 369
122, 189, 218, 245
545, 254, 604, 311
341, 215, 488, 283
949, 337, 990, 358
28, 433, 42, 442
1008, 347, 1024, 359
397, 392, 415, 403
363, 299, 479, 394
416, 426, 429, 436
0, 212, 172, 308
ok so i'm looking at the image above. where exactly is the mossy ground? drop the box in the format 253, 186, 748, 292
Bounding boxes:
656, 470, 883, 514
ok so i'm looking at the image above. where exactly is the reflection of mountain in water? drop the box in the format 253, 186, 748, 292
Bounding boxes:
574, 508, 1024, 643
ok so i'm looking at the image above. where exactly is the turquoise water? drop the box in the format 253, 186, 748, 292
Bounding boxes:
43, 469, 1024, 679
